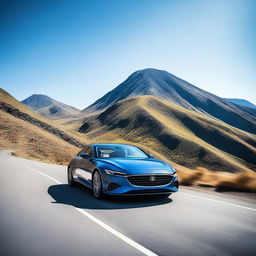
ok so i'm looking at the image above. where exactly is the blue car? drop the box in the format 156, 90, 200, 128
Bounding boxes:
67, 143, 179, 199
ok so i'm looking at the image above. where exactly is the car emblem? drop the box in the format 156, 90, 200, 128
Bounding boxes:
149, 176, 156, 182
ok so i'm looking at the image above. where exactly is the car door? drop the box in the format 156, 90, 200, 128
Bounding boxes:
83, 146, 94, 186
71, 149, 83, 171
73, 147, 88, 180
75, 146, 94, 186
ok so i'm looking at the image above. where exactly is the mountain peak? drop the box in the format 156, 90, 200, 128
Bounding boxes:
22, 94, 55, 110
22, 94, 80, 119
29, 94, 52, 99
130, 68, 170, 80
82, 68, 201, 113
137, 68, 167, 74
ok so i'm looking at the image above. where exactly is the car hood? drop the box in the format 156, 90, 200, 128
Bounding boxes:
95, 158, 174, 175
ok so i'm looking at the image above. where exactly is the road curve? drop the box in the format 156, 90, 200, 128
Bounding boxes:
0, 151, 255, 256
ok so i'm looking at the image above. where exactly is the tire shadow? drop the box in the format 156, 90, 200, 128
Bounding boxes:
48, 183, 173, 210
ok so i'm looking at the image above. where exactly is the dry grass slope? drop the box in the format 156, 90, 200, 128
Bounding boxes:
0, 111, 79, 164
0, 89, 87, 144
0, 88, 87, 164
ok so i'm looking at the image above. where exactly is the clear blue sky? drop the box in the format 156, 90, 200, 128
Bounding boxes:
1, 0, 255, 109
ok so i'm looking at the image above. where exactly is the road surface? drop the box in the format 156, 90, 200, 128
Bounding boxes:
0, 151, 255, 256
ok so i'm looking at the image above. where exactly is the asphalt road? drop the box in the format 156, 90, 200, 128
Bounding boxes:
0, 151, 255, 256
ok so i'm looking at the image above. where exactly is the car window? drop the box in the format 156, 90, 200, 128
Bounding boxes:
95, 145, 148, 158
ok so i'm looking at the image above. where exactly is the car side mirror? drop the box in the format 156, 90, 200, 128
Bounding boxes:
148, 154, 154, 158
80, 153, 90, 159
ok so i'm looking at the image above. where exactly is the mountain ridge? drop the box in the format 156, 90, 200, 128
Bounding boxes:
82, 68, 256, 134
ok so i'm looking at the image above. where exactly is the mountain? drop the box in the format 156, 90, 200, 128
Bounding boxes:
225, 98, 256, 109
22, 94, 80, 119
79, 95, 256, 173
0, 89, 84, 164
82, 68, 256, 134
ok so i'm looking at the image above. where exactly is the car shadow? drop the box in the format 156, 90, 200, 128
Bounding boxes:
48, 183, 173, 210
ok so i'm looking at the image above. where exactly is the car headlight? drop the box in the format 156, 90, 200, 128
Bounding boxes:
171, 167, 177, 176
105, 169, 127, 176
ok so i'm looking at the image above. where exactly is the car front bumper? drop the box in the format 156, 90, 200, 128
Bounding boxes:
102, 173, 179, 195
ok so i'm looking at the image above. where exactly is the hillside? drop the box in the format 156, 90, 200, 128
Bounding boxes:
83, 68, 256, 134
79, 95, 256, 173
0, 89, 85, 164
22, 94, 80, 119
1, 88, 255, 191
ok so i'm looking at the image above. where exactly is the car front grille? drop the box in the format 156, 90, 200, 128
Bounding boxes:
127, 175, 173, 186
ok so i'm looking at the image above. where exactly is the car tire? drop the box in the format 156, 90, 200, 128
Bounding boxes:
92, 171, 104, 199
68, 167, 76, 186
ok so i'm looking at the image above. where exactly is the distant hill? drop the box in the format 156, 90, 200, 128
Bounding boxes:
225, 98, 256, 109
82, 68, 256, 134
22, 94, 80, 119
0, 89, 84, 164
79, 95, 256, 173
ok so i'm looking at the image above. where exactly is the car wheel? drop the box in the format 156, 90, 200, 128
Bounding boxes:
68, 167, 76, 186
93, 171, 104, 199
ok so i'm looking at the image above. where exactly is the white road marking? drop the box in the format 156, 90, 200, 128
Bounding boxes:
23, 164, 158, 256
76, 208, 158, 256
179, 192, 256, 212
28, 167, 62, 185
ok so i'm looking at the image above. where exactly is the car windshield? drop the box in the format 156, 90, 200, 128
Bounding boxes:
95, 145, 148, 158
